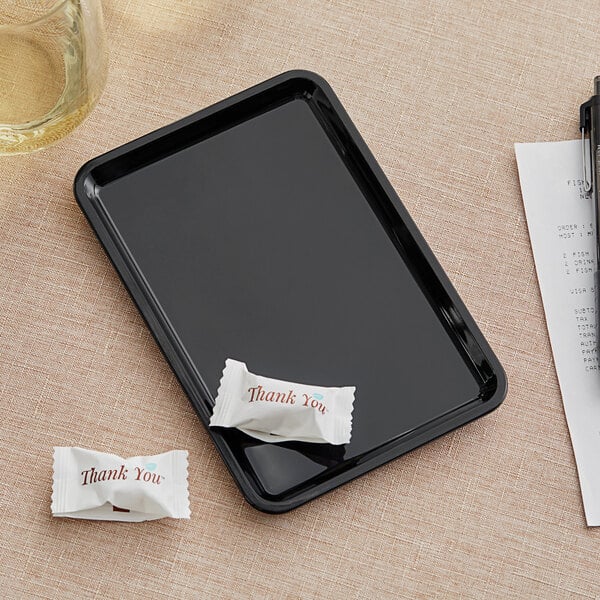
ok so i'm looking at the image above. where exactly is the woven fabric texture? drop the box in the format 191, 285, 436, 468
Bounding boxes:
1, 0, 599, 598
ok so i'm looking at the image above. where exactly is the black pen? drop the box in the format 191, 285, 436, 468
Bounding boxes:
580, 77, 600, 337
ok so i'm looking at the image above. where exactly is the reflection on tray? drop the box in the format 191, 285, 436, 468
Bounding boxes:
215, 427, 348, 497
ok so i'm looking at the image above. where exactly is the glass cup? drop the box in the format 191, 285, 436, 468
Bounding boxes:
0, 0, 107, 155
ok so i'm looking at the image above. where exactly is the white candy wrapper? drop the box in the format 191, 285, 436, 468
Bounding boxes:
51, 447, 190, 522
209, 359, 355, 445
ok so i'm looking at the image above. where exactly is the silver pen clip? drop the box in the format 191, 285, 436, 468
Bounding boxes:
582, 126, 592, 193
581, 102, 593, 193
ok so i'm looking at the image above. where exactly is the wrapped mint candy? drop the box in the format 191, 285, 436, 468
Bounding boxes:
51, 447, 190, 522
209, 359, 355, 445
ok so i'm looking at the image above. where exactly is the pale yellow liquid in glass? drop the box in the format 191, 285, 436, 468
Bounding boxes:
0, 2, 106, 155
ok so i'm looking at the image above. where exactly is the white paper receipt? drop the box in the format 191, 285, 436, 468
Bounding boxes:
516, 140, 600, 526
209, 359, 355, 445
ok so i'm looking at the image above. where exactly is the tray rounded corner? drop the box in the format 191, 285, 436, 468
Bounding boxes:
278, 68, 329, 86
73, 157, 103, 208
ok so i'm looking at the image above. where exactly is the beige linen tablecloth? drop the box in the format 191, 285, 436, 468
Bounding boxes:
1, 0, 599, 598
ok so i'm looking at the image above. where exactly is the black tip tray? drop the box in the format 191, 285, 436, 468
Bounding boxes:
74, 70, 507, 513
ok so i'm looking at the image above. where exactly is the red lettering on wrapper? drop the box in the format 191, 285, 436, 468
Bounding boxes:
134, 466, 164, 485
246, 385, 327, 414
247, 385, 296, 404
302, 394, 327, 414
80, 464, 164, 486
81, 464, 128, 485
